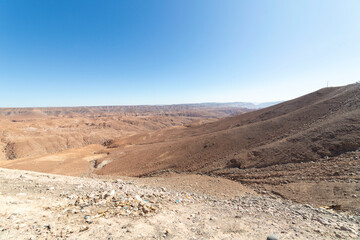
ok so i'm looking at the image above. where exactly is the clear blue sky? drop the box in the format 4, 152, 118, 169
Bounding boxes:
1, 0, 359, 107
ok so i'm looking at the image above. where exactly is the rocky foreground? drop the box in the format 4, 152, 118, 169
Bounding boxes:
0, 168, 359, 240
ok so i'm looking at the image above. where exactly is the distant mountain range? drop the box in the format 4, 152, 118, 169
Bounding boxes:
0, 101, 281, 117
182, 101, 283, 109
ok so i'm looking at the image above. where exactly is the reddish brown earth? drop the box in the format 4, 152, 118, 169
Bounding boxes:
0, 104, 249, 169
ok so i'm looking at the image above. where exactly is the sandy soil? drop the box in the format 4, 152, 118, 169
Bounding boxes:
0, 168, 359, 240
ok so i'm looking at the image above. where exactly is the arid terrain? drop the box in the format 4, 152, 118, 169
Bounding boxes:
93, 84, 360, 215
0, 168, 358, 240
0, 104, 251, 163
0, 84, 360, 239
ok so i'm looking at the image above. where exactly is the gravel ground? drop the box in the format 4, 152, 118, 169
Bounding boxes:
0, 168, 359, 240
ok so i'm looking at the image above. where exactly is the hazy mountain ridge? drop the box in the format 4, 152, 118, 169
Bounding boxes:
0, 101, 280, 117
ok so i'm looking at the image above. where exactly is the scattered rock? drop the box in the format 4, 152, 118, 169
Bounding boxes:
79, 226, 89, 232
340, 226, 357, 234
44, 224, 51, 231
267, 234, 279, 240
0, 168, 359, 240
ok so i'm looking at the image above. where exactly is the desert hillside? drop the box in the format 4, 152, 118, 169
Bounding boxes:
97, 83, 360, 175
93, 83, 360, 213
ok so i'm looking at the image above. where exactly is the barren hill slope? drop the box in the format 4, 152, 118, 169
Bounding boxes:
97, 83, 360, 177
94, 83, 360, 213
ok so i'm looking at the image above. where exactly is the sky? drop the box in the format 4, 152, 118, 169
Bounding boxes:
1, 0, 360, 107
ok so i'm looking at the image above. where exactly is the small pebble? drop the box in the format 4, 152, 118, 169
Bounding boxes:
267, 235, 279, 240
